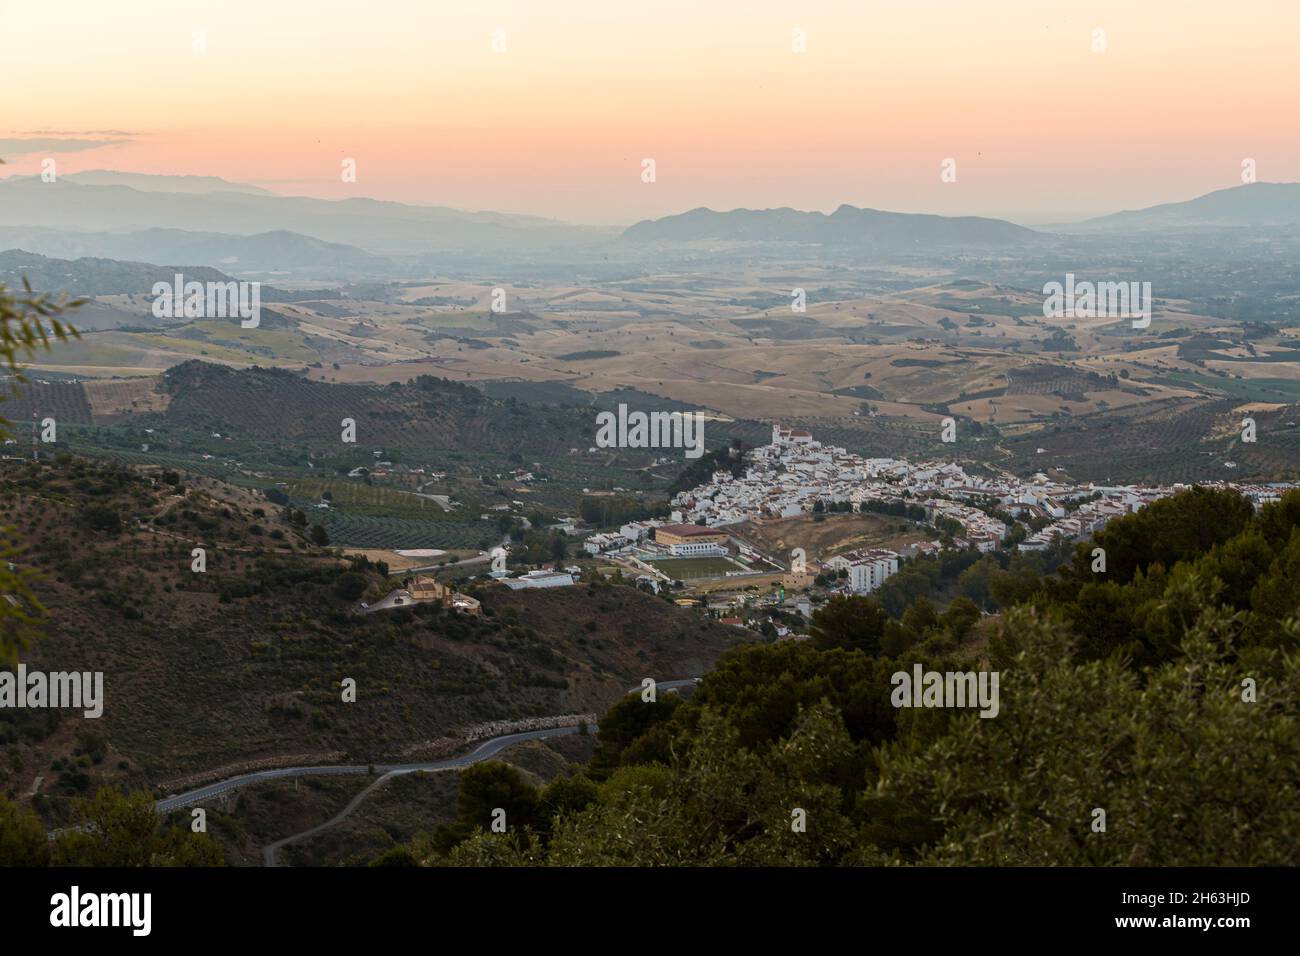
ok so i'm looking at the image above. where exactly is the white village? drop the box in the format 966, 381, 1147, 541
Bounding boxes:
581, 424, 1299, 607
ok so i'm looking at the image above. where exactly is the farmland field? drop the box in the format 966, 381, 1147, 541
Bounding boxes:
284, 479, 462, 519
313, 511, 495, 549
1153, 371, 1300, 403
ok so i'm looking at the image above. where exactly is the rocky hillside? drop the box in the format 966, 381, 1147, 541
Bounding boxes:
0, 456, 748, 826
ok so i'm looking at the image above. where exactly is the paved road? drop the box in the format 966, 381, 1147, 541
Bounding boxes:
154, 726, 583, 814
157, 680, 699, 815
264, 771, 403, 867
156, 677, 702, 864
259, 726, 583, 866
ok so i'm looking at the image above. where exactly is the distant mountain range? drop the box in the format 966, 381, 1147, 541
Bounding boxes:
622, 204, 1041, 246
0, 175, 598, 259
58, 170, 275, 196
624, 184, 1300, 243
0, 226, 392, 280
1, 171, 1297, 282
1074, 182, 1300, 231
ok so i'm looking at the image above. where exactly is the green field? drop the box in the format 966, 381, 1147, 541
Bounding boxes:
1154, 371, 1300, 403
650, 556, 742, 579
284, 479, 462, 519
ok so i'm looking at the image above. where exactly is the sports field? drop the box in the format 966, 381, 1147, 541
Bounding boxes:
649, 556, 742, 578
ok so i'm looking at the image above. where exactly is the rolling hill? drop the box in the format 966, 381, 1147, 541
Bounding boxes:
0, 455, 747, 819
147, 361, 608, 456
0, 176, 599, 256
623, 204, 1041, 246
0, 227, 394, 280
0, 249, 317, 302
59, 170, 275, 196
1075, 182, 1300, 230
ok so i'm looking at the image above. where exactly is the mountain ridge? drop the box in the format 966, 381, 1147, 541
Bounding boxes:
622, 204, 1041, 245
0, 226, 393, 280
0, 178, 597, 256
1073, 182, 1300, 230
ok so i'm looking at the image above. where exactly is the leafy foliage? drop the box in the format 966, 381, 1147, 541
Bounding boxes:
0, 282, 78, 664
0, 788, 222, 866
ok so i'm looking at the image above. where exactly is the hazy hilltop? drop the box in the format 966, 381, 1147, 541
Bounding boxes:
0, 175, 600, 256
1073, 182, 1300, 230
623, 204, 1041, 246
0, 249, 313, 302
0, 248, 235, 296
0, 227, 393, 280
5, 175, 1298, 283
59, 169, 275, 195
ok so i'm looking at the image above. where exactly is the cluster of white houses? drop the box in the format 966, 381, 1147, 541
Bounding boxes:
827, 548, 901, 592
669, 423, 1300, 556
582, 519, 665, 556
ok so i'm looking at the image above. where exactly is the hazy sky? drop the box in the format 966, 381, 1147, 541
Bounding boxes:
3, 0, 1298, 224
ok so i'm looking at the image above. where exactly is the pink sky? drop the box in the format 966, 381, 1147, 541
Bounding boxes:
3, 0, 1298, 224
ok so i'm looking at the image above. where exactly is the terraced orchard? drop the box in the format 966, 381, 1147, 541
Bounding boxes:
314, 512, 495, 550
284, 479, 460, 518
151, 361, 604, 457
1001, 398, 1300, 484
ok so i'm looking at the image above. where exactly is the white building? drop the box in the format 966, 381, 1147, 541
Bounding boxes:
501, 570, 576, 590
669, 541, 729, 557
772, 424, 815, 446
619, 519, 662, 542
828, 548, 900, 594
583, 532, 628, 555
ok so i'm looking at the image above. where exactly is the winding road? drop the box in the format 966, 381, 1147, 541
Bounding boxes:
153, 678, 700, 865
155, 726, 586, 815
258, 726, 581, 866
